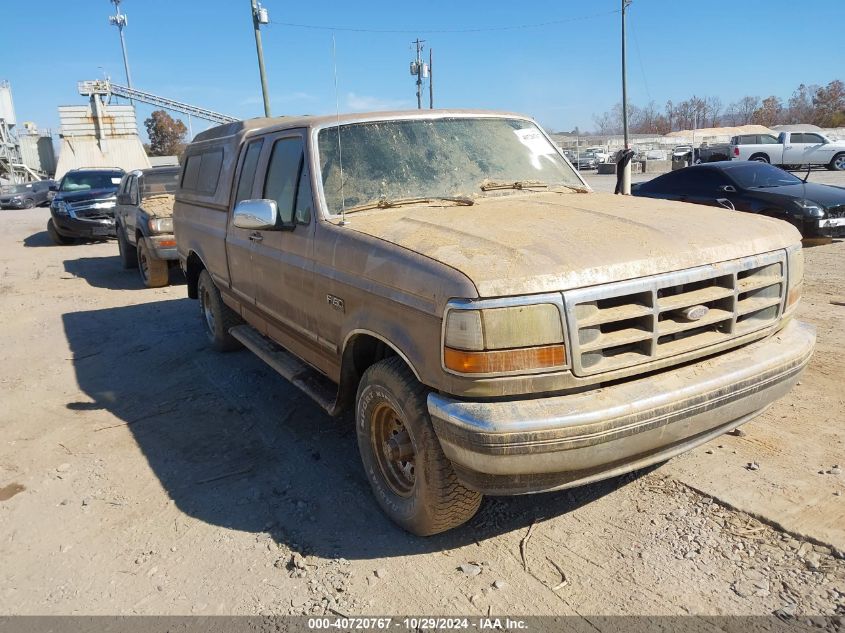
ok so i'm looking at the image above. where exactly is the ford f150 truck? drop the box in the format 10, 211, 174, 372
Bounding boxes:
174, 110, 815, 535
730, 131, 845, 171
115, 166, 181, 287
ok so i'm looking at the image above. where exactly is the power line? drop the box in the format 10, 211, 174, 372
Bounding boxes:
269, 9, 620, 35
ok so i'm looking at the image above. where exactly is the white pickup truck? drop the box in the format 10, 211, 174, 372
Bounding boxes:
730, 131, 845, 171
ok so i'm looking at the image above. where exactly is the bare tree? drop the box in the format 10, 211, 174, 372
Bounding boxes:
812, 80, 845, 127
752, 96, 784, 127
727, 96, 761, 126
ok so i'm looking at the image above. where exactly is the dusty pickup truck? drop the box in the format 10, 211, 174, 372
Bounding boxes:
174, 110, 815, 535
730, 131, 845, 170
115, 166, 181, 287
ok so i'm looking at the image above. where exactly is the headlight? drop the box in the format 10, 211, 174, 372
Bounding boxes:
148, 217, 173, 233
443, 303, 566, 374
52, 200, 69, 216
795, 200, 824, 218
786, 244, 803, 312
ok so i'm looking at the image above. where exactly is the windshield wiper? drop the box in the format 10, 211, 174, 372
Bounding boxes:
342, 195, 474, 215
480, 179, 588, 194
480, 179, 548, 191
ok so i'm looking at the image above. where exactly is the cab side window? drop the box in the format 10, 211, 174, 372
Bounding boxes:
294, 167, 312, 225
234, 140, 264, 205
128, 176, 139, 204
803, 133, 824, 145
263, 137, 304, 225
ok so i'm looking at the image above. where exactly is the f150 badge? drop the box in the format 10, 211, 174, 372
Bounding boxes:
326, 294, 345, 313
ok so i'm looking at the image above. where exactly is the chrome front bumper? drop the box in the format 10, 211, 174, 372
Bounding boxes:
428, 320, 815, 495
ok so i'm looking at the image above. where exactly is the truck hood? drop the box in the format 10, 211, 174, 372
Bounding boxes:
340, 191, 800, 297
54, 187, 118, 204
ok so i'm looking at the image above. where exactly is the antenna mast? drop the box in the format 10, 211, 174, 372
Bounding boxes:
108, 0, 133, 102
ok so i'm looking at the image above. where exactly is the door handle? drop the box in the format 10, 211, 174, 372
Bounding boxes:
249, 232, 263, 242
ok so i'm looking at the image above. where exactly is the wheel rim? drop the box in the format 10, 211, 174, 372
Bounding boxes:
835, 156, 845, 170
200, 286, 216, 338
752, 157, 767, 163
138, 243, 150, 283
370, 401, 416, 497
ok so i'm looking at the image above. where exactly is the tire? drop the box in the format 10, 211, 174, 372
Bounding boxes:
829, 153, 845, 172
783, 164, 801, 171
356, 356, 482, 536
47, 219, 74, 245
23, 198, 35, 209
137, 238, 169, 288
750, 154, 770, 163
116, 225, 138, 269
197, 269, 243, 352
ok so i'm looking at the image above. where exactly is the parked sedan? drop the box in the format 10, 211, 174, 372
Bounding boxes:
632, 161, 845, 237
0, 180, 55, 209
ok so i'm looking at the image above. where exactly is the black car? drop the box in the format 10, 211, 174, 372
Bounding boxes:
47, 168, 125, 245
0, 180, 55, 209
632, 161, 845, 238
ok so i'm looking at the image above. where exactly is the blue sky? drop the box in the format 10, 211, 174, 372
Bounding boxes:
3, 0, 843, 139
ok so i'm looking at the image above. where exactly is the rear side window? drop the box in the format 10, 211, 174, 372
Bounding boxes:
181, 155, 202, 190
181, 148, 224, 195
760, 135, 779, 144
263, 137, 304, 225
234, 140, 264, 205
803, 133, 824, 144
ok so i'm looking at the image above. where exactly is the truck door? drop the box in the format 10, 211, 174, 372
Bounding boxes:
782, 133, 811, 165
225, 138, 265, 306
251, 131, 319, 351
801, 132, 836, 165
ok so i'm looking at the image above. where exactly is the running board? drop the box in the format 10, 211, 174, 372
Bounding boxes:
229, 325, 340, 416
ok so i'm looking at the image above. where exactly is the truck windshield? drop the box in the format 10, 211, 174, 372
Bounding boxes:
727, 164, 802, 189
141, 169, 180, 197
61, 172, 123, 192
317, 117, 582, 216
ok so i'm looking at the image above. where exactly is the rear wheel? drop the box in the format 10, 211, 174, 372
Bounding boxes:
356, 356, 482, 536
137, 238, 169, 288
47, 219, 74, 245
197, 270, 243, 352
829, 153, 845, 172
23, 198, 35, 209
116, 225, 138, 269
750, 154, 770, 163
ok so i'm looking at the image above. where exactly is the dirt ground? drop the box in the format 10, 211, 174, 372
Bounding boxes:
1, 194, 844, 617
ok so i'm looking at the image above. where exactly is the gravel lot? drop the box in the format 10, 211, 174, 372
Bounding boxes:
0, 188, 844, 617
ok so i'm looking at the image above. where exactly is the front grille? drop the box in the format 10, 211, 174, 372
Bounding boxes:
68, 199, 115, 220
564, 251, 786, 376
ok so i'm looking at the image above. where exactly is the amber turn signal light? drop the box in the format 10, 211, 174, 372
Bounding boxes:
444, 344, 565, 374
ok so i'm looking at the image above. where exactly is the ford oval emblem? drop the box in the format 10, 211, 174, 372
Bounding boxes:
680, 304, 709, 321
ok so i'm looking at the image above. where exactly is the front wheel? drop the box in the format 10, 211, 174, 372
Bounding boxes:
197, 270, 243, 352
137, 238, 169, 288
356, 357, 482, 536
829, 153, 845, 172
47, 219, 74, 245
23, 199, 35, 209
117, 225, 138, 269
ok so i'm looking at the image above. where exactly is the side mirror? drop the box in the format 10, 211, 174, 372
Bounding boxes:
233, 199, 280, 231
48, 184, 58, 192
719, 185, 736, 193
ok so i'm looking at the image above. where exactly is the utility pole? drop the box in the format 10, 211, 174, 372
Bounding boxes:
410, 39, 427, 110
250, 0, 272, 117
108, 0, 133, 103
429, 48, 434, 109
620, 0, 632, 194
